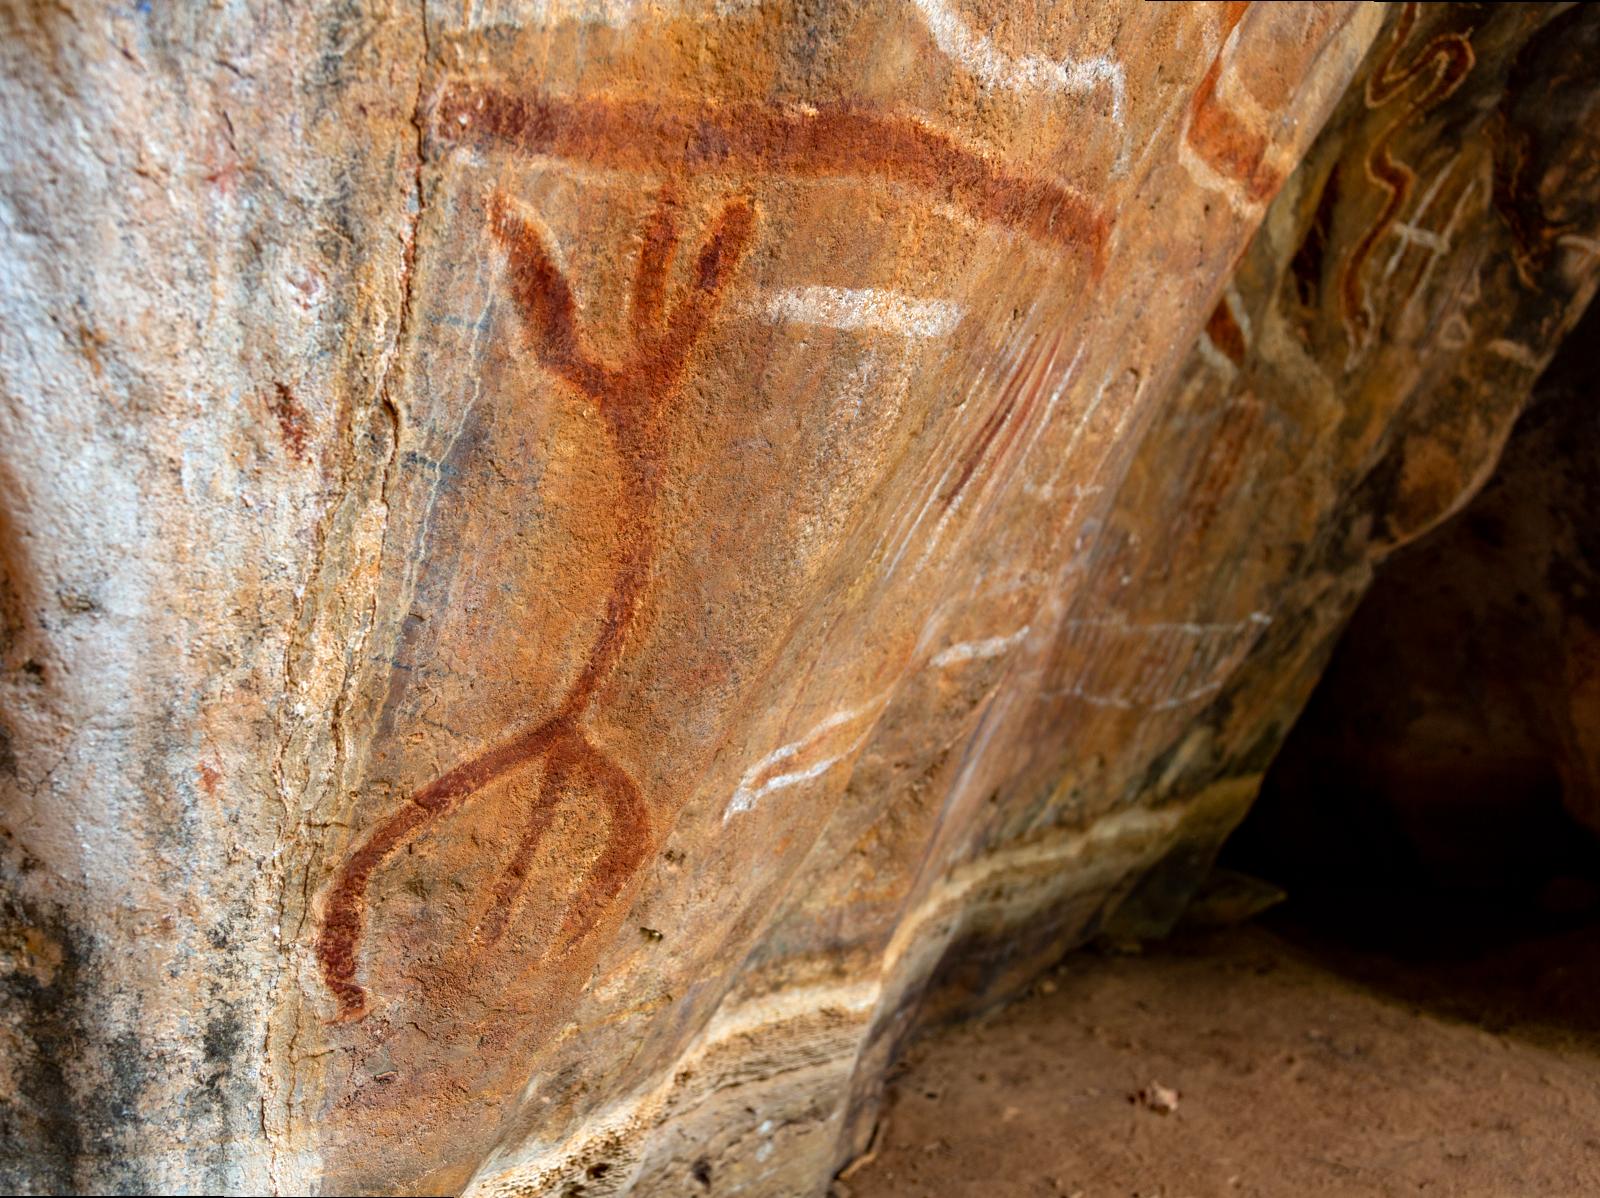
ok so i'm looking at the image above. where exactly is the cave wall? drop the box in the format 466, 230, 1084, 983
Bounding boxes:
1062, 0, 1600, 946
1240, 292, 1600, 902
0, 2, 1597, 1195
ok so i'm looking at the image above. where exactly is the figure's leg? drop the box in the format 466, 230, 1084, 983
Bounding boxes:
552, 731, 653, 955
316, 716, 564, 1020
317, 800, 435, 1020
472, 734, 573, 947
470, 727, 651, 958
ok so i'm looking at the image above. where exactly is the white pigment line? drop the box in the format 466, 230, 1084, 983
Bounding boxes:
1392, 222, 1451, 253
931, 625, 1031, 668
724, 730, 875, 822
909, 0, 1124, 122
1195, 331, 1238, 377
737, 707, 859, 781
724, 698, 890, 821
1038, 365, 1116, 497
1048, 678, 1224, 711
884, 457, 959, 580
740, 734, 867, 808
1015, 342, 1084, 488
1381, 159, 1457, 282
757, 286, 964, 339
1062, 612, 1270, 636
1489, 339, 1543, 370
1223, 282, 1252, 343
1402, 178, 1481, 324
909, 332, 1063, 578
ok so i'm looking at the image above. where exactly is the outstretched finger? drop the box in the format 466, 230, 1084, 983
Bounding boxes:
488, 191, 585, 377
692, 196, 757, 296
633, 186, 682, 330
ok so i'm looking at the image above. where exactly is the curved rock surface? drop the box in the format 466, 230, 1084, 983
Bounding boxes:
0, 1, 1596, 1194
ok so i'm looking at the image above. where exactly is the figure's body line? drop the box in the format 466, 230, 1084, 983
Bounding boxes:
561, 505, 660, 715
474, 723, 652, 953
315, 188, 755, 1021
436, 86, 1108, 267
317, 530, 644, 1019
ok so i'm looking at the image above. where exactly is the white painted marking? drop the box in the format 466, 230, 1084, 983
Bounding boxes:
1061, 613, 1270, 636
907, 336, 1070, 579
1379, 162, 1458, 283
724, 699, 889, 821
1128, 93, 1180, 183
756, 286, 964, 339
1044, 612, 1272, 711
931, 625, 1030, 668
909, 0, 1125, 122
1223, 282, 1252, 343
1392, 222, 1450, 253
1399, 177, 1481, 328
883, 455, 959, 579
728, 737, 869, 815
1034, 364, 1118, 500
1051, 677, 1226, 712
1558, 234, 1600, 257
1014, 342, 1084, 490
1489, 338, 1543, 371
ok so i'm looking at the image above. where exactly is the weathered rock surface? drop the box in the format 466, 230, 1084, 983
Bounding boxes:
0, 1, 1596, 1194
1243, 294, 1600, 898
1058, 0, 1600, 948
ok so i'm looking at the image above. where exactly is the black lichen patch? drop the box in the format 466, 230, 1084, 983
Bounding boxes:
0, 882, 150, 1195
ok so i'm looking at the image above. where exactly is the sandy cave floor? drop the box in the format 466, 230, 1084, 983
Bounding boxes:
841, 913, 1600, 1198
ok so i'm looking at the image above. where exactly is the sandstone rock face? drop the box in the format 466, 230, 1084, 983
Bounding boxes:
0, 1, 1596, 1195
